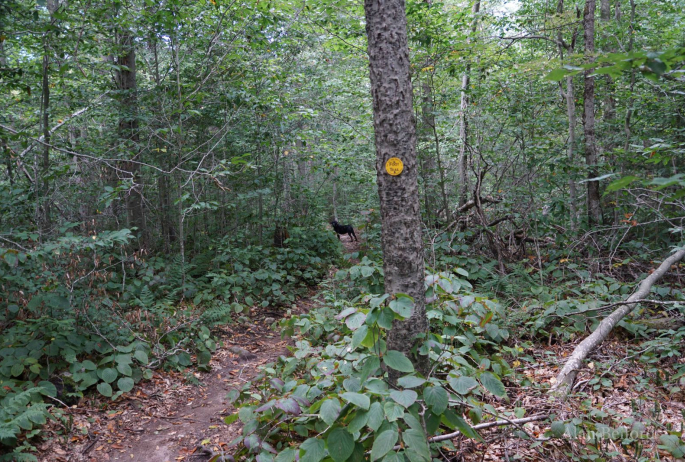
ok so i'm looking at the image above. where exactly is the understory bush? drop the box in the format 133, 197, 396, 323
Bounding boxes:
225, 269, 518, 461
0, 224, 340, 457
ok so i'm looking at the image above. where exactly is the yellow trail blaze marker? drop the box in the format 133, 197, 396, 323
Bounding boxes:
385, 157, 404, 176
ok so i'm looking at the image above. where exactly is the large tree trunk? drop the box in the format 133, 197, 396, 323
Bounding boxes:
551, 249, 685, 398
583, 0, 602, 226
457, 0, 480, 208
115, 31, 146, 247
364, 0, 429, 380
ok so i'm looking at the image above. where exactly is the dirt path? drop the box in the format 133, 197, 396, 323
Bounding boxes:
39, 237, 360, 462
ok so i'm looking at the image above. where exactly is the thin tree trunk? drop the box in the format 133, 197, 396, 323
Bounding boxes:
600, 0, 610, 20
419, 82, 435, 225
332, 167, 339, 221
423, 79, 450, 224
458, 0, 480, 207
364, 0, 429, 381
115, 31, 146, 246
1, 41, 12, 185
557, 0, 578, 231
566, 76, 578, 230
551, 249, 685, 397
583, 0, 602, 226
622, 0, 636, 158
600, 0, 618, 224
40, 35, 52, 236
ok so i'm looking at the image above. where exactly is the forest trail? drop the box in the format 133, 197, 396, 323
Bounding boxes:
41, 236, 360, 462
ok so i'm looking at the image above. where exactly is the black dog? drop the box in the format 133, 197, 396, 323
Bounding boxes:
330, 220, 357, 241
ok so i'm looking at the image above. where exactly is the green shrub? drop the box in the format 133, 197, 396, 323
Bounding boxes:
226, 270, 515, 461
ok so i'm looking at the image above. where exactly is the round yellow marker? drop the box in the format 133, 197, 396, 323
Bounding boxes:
385, 157, 404, 176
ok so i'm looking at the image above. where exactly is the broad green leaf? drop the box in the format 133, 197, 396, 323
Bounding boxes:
479, 372, 507, 398
300, 438, 326, 462
605, 175, 640, 193
442, 410, 481, 440
348, 410, 370, 433
544, 68, 571, 81
390, 389, 417, 408
97, 382, 113, 397
99, 367, 118, 383
341, 392, 370, 410
10, 363, 24, 377
117, 362, 133, 376
343, 377, 362, 392
402, 428, 430, 462
550, 421, 566, 437
320, 398, 341, 426
352, 325, 369, 349
81, 360, 97, 370
449, 376, 478, 395
370, 430, 398, 461
38, 381, 57, 397
383, 401, 405, 422
224, 413, 239, 425
117, 377, 134, 393
367, 402, 384, 431
388, 296, 413, 318
275, 448, 297, 462
397, 375, 425, 388
423, 386, 448, 414
360, 356, 381, 382
327, 427, 354, 462
346, 312, 367, 330
134, 350, 149, 365
383, 350, 414, 373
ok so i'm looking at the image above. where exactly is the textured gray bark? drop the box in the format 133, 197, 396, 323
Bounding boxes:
551, 249, 685, 398
583, 0, 602, 226
364, 0, 429, 379
600, 0, 611, 20
115, 31, 147, 246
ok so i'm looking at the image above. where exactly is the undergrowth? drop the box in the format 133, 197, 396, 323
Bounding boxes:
0, 225, 340, 459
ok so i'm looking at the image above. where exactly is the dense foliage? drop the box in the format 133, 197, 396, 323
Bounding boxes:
2, 0, 685, 459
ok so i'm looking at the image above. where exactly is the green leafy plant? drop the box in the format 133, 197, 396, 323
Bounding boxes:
225, 271, 515, 461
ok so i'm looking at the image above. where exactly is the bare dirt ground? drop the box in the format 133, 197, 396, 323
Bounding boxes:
36, 237, 360, 462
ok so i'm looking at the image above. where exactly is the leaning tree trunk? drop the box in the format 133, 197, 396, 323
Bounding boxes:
364, 0, 429, 381
551, 249, 685, 398
583, 0, 602, 226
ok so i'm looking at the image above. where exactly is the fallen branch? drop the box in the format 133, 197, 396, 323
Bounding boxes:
384, 413, 550, 452
550, 249, 685, 398
455, 195, 501, 214
429, 414, 549, 443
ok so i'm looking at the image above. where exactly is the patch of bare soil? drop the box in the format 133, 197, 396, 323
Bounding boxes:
36, 301, 305, 462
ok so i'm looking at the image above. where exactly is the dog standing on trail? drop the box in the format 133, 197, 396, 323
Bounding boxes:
330, 220, 357, 242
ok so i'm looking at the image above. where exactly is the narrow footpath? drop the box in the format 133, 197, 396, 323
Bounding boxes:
38, 237, 360, 462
